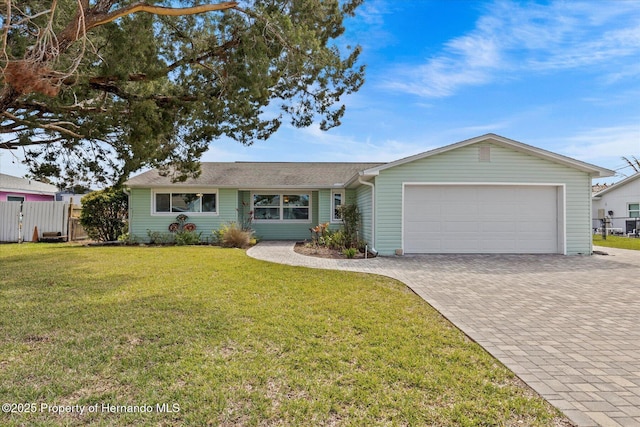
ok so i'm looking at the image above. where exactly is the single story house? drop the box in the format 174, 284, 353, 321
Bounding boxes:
125, 134, 614, 255
592, 172, 640, 236
0, 173, 58, 202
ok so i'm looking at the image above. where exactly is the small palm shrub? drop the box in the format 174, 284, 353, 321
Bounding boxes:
342, 247, 357, 258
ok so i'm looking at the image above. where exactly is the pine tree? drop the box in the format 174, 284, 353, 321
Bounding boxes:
1, 1, 365, 186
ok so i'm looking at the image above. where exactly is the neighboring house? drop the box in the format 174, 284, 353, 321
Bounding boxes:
592, 183, 609, 194
56, 190, 91, 206
0, 173, 58, 202
125, 134, 614, 255
592, 172, 640, 235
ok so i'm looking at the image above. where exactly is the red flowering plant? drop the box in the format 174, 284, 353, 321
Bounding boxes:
168, 214, 201, 245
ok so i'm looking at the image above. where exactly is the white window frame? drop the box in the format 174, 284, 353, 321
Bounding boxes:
629, 203, 640, 218
331, 190, 345, 223
151, 189, 218, 215
251, 192, 312, 223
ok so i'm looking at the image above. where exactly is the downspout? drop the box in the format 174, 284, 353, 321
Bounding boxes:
358, 176, 377, 254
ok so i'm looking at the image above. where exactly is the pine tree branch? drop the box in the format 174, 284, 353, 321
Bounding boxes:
1, 111, 84, 140
86, 2, 239, 30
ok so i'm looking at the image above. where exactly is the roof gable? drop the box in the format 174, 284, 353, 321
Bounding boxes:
359, 134, 615, 178
593, 172, 640, 197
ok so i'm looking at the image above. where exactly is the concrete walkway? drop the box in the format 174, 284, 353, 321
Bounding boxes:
247, 242, 640, 427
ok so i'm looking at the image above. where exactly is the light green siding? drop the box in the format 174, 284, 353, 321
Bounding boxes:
318, 189, 358, 232
371, 143, 593, 256
130, 188, 342, 243
243, 190, 319, 241
356, 184, 373, 246
128, 188, 238, 242
318, 189, 332, 226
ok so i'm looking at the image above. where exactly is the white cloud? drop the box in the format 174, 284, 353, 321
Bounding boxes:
286, 124, 438, 163
384, 0, 640, 98
558, 124, 640, 175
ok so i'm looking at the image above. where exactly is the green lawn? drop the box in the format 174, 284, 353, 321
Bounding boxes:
0, 244, 567, 426
593, 234, 640, 250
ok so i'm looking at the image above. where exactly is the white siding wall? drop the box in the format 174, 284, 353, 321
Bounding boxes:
592, 176, 640, 232
373, 143, 593, 255
0, 202, 21, 242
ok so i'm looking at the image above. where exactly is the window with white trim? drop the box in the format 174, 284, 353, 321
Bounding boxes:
331, 190, 344, 222
629, 203, 640, 218
253, 193, 310, 221
154, 192, 217, 214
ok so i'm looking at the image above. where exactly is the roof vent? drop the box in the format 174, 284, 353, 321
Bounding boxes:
479, 145, 491, 162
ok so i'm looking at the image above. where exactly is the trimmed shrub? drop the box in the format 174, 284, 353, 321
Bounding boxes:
175, 230, 202, 246
147, 230, 174, 245
80, 188, 128, 242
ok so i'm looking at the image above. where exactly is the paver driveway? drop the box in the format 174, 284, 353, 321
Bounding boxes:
247, 242, 640, 427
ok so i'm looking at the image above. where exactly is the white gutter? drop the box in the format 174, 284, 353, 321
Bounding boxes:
358, 176, 376, 254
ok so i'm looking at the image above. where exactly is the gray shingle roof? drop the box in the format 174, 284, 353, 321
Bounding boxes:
0, 173, 58, 194
125, 162, 386, 188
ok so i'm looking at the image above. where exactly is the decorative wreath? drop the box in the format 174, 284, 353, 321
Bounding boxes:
183, 223, 197, 232
168, 223, 180, 232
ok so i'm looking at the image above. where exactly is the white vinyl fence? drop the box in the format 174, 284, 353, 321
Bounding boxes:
0, 201, 70, 242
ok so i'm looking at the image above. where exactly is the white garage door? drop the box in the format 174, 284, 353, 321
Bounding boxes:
403, 185, 560, 254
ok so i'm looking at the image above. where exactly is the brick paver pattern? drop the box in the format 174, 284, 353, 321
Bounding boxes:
247, 242, 640, 427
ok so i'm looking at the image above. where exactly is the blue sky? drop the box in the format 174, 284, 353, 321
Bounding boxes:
1, 0, 639, 184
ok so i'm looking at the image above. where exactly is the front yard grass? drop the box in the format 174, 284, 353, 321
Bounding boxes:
0, 244, 568, 426
593, 234, 640, 251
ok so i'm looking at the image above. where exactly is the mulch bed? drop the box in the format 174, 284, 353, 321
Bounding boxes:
293, 241, 375, 259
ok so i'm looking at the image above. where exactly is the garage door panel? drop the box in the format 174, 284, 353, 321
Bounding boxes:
442, 204, 477, 217
404, 221, 442, 233
403, 185, 559, 254
407, 237, 445, 252
443, 221, 478, 232
480, 239, 517, 251
527, 202, 555, 215
524, 221, 556, 232
481, 222, 516, 232
442, 238, 480, 252
479, 204, 518, 217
